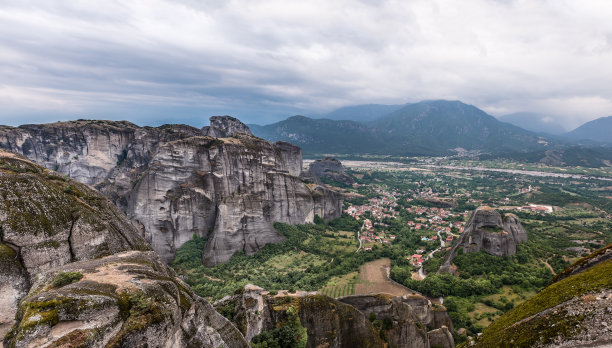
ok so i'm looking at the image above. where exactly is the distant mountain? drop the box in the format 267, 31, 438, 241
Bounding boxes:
252, 100, 551, 156
564, 116, 612, 143
498, 112, 567, 135
481, 147, 612, 167
249, 116, 383, 154
323, 104, 404, 122
371, 100, 548, 154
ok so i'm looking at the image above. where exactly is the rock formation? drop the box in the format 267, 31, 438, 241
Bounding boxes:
439, 206, 527, 274
0, 150, 248, 347
306, 157, 354, 185
215, 285, 454, 348
339, 294, 454, 348
471, 243, 612, 347
0, 117, 343, 265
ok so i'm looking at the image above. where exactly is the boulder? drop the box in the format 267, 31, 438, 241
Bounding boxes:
3, 251, 248, 348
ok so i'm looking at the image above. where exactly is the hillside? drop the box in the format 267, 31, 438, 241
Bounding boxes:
467, 243, 612, 347
0, 116, 343, 265
372, 100, 548, 154
498, 112, 567, 135
324, 103, 405, 122
564, 116, 612, 143
0, 150, 248, 347
252, 100, 551, 156
250, 115, 383, 154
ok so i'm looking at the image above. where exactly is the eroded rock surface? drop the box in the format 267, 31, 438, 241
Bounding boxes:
0, 117, 343, 265
4, 251, 248, 348
472, 244, 612, 347
0, 151, 249, 348
217, 286, 454, 348
439, 206, 527, 273
307, 157, 354, 185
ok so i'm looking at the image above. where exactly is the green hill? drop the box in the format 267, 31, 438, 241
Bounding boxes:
564, 116, 612, 143
467, 243, 612, 347
252, 100, 550, 156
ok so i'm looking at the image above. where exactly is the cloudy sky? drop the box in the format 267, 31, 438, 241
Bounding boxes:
1, 0, 611, 129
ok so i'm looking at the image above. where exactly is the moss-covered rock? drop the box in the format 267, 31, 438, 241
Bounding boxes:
471, 244, 612, 347
3, 251, 249, 348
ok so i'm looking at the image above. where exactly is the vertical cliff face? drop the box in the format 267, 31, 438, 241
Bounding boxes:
0, 117, 343, 265
439, 206, 527, 274
0, 151, 248, 348
216, 286, 455, 348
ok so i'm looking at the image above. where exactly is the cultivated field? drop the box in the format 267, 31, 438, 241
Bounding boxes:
353, 258, 417, 297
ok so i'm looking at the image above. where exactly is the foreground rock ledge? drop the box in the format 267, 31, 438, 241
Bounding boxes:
4, 251, 248, 348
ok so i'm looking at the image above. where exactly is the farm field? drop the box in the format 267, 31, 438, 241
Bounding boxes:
354, 258, 417, 297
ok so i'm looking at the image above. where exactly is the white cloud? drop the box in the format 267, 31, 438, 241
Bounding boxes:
0, 0, 611, 127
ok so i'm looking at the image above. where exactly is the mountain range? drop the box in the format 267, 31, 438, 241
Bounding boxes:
251, 100, 550, 156
251, 100, 612, 160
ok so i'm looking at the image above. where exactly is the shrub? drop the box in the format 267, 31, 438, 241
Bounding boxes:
52, 271, 83, 287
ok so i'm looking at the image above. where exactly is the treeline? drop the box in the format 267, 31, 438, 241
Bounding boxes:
392, 250, 552, 298
172, 220, 382, 300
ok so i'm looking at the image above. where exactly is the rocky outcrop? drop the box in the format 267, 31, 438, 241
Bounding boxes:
427, 327, 454, 348
339, 294, 454, 348
471, 244, 612, 347
4, 251, 248, 348
216, 287, 384, 348
203, 115, 254, 137
217, 286, 454, 348
439, 207, 527, 273
0, 150, 249, 348
307, 157, 354, 185
0, 117, 343, 265
274, 141, 303, 177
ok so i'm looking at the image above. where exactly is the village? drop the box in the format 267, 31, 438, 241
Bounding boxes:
343, 181, 554, 269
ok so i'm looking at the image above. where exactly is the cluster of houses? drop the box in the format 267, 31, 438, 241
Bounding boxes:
360, 218, 396, 248
409, 249, 426, 266
345, 187, 400, 221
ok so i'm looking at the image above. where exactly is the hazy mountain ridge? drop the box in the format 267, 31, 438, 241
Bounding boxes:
564, 115, 612, 143
252, 100, 551, 156
497, 112, 568, 135
323, 103, 405, 122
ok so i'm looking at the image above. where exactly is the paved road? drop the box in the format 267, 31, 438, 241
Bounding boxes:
418, 231, 445, 279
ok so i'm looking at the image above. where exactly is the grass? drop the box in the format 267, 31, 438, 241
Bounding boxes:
473, 258, 612, 347
52, 271, 83, 288
319, 272, 358, 298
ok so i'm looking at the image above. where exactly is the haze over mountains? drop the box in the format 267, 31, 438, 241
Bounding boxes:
251, 100, 612, 159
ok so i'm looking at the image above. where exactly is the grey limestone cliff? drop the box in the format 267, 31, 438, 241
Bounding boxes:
0, 117, 343, 265
439, 206, 527, 274
216, 285, 454, 348
0, 150, 249, 348
307, 157, 354, 185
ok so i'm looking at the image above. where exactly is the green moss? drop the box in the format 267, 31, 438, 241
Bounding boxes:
36, 240, 62, 250
475, 259, 612, 347
52, 271, 83, 288
0, 242, 16, 259
106, 290, 168, 347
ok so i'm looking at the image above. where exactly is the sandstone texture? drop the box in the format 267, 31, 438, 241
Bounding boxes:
0, 151, 249, 348
0, 117, 343, 265
4, 251, 248, 348
339, 294, 454, 348
440, 206, 527, 273
306, 157, 354, 185
216, 285, 454, 348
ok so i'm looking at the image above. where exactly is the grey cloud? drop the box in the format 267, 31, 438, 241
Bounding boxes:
0, 0, 611, 129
